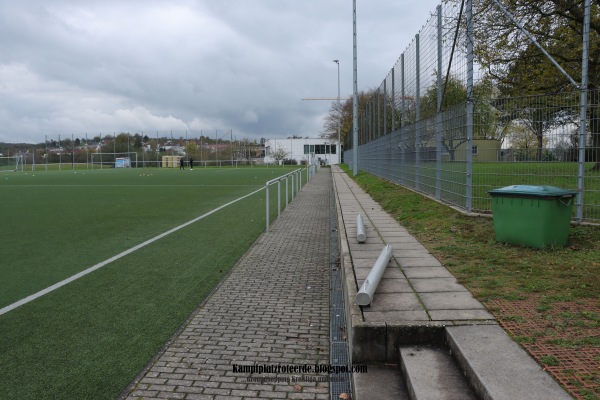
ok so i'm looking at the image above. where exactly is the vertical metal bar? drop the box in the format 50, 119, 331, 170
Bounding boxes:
336, 60, 341, 165
266, 183, 270, 232
391, 68, 395, 181
378, 87, 381, 138
384, 80, 387, 136
436, 4, 443, 200
466, 0, 474, 213
383, 79, 388, 179
286, 176, 289, 206
577, 0, 591, 222
277, 180, 281, 220
415, 33, 421, 190
401, 54, 406, 184
292, 173, 295, 201
370, 92, 374, 143
352, 0, 359, 176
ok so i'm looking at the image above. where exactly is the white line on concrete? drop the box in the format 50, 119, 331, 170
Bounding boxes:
0, 186, 265, 317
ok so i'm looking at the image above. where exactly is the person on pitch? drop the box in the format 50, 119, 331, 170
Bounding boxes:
179, 157, 185, 170
189, 157, 193, 170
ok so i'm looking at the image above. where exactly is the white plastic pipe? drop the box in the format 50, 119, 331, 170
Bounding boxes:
356, 214, 366, 243
355, 244, 393, 306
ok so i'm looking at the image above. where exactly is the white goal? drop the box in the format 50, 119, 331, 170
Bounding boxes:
90, 152, 138, 169
0, 156, 23, 172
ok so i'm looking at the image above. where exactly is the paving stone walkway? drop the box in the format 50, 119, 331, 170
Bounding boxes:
124, 170, 332, 400
332, 166, 495, 326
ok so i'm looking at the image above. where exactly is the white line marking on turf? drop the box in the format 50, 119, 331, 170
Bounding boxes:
0, 186, 265, 317
1, 184, 262, 187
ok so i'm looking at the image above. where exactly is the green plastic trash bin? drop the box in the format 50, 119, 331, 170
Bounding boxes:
488, 185, 577, 248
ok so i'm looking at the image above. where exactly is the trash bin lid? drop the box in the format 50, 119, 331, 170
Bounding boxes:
488, 185, 578, 198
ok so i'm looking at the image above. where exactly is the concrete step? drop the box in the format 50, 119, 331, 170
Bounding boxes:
353, 363, 411, 400
446, 325, 572, 400
399, 344, 477, 400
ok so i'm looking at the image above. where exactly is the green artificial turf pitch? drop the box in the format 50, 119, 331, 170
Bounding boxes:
0, 166, 302, 399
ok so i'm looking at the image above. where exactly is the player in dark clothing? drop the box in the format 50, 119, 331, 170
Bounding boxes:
189, 157, 193, 170
179, 157, 185, 170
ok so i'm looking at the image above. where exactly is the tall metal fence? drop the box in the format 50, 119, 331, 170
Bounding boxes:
344, 1, 599, 223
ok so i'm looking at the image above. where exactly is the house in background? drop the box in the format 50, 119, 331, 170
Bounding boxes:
264, 138, 340, 165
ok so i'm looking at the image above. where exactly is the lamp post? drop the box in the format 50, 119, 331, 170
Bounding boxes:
333, 60, 341, 164
352, 0, 358, 176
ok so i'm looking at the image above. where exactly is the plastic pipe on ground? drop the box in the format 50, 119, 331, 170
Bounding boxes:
355, 244, 393, 306
356, 214, 366, 243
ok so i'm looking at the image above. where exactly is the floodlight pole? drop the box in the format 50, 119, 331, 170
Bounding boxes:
334, 60, 341, 164
352, 0, 359, 176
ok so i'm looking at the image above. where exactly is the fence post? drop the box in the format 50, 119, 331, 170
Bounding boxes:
391, 68, 396, 181
415, 33, 421, 190
401, 54, 406, 185
277, 180, 281, 220
383, 80, 388, 179
377, 87, 381, 139
266, 183, 270, 232
466, 0, 474, 213
577, 0, 591, 222
436, 4, 443, 200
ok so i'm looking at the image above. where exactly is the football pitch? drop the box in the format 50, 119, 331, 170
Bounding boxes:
0, 166, 304, 399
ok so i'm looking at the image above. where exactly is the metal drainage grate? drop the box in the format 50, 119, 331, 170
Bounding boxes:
329, 182, 352, 399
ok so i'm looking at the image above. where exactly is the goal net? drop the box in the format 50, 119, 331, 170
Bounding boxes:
0, 156, 23, 172
90, 152, 138, 169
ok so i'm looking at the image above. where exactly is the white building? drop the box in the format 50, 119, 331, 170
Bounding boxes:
264, 138, 340, 165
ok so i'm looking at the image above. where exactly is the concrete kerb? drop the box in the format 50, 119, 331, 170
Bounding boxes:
331, 169, 362, 367
332, 168, 449, 364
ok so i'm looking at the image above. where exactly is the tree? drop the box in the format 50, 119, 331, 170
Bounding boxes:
321, 89, 378, 143
185, 141, 198, 158
133, 134, 143, 149
419, 74, 500, 160
472, 0, 600, 168
148, 139, 158, 153
271, 145, 288, 162
505, 121, 549, 161
265, 145, 287, 164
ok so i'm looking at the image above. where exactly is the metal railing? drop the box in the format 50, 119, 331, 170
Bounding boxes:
265, 165, 318, 232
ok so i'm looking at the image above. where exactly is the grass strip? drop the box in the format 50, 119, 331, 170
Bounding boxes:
339, 164, 599, 399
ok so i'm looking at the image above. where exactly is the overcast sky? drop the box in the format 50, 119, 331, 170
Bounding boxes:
0, 0, 441, 144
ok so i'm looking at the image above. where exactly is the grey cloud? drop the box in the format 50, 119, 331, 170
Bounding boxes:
0, 0, 441, 143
